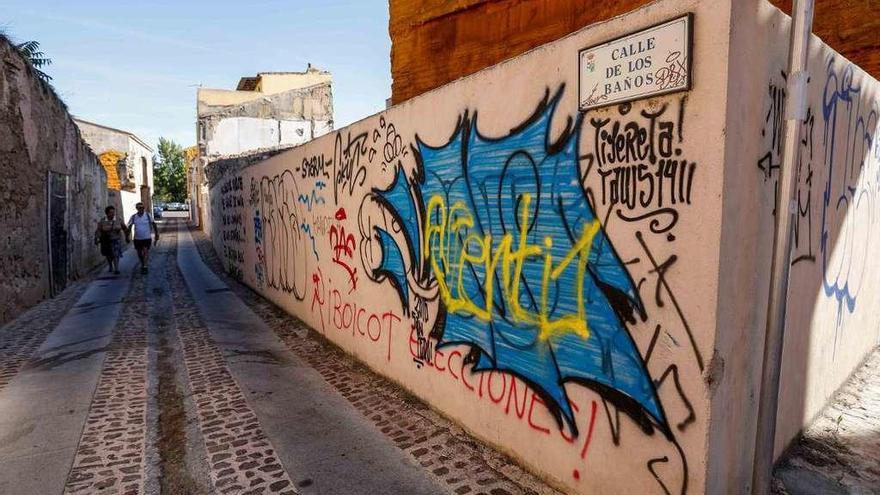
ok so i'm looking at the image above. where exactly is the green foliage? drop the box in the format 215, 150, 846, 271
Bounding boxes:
153, 138, 187, 202
14, 40, 52, 82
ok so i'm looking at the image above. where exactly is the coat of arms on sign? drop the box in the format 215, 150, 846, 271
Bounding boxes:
584, 52, 596, 73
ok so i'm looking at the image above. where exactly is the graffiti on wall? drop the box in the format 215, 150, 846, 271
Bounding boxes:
819, 60, 880, 320
215, 84, 702, 493
587, 100, 696, 240
254, 208, 265, 289
758, 60, 880, 327
751, 56, 880, 379
758, 70, 817, 265
360, 86, 671, 440
578, 97, 699, 493
254, 172, 314, 300
329, 207, 358, 293
218, 175, 245, 279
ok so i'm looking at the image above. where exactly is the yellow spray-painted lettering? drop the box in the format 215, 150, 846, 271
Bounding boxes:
424, 193, 600, 341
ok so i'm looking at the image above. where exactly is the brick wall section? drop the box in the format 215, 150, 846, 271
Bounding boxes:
389, 0, 880, 104
0, 35, 112, 325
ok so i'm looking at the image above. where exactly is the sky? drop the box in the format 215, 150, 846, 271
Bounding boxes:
0, 0, 391, 151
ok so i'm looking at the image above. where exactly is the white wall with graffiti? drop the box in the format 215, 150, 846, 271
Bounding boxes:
715, 1, 880, 485
206, 0, 879, 493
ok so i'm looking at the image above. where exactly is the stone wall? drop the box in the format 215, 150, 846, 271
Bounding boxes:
0, 35, 111, 325
389, 0, 880, 104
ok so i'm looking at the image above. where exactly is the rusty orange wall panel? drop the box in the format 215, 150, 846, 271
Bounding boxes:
389, 0, 651, 104
769, 0, 880, 79
389, 0, 488, 35
390, 0, 880, 104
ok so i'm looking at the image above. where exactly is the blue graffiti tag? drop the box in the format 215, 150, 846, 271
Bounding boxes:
820, 58, 880, 319
297, 190, 327, 212
367, 86, 668, 437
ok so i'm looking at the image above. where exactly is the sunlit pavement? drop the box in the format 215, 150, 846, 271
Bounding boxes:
0, 218, 558, 495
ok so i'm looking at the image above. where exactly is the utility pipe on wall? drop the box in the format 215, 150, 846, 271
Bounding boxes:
752, 0, 815, 493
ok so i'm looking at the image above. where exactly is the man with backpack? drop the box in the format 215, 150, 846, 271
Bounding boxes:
127, 202, 159, 274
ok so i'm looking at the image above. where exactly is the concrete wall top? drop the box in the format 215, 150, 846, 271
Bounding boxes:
198, 88, 272, 108
77, 120, 131, 154
256, 71, 332, 95
198, 84, 333, 122
199, 73, 333, 110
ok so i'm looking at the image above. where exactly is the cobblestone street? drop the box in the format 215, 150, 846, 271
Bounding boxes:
773, 351, 880, 495
3, 1, 880, 492
0, 217, 562, 495
1, 216, 877, 494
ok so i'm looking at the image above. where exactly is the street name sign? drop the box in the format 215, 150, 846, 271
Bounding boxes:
579, 14, 692, 110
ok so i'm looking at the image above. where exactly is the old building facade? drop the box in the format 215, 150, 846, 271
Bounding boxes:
75, 118, 154, 220
190, 65, 334, 229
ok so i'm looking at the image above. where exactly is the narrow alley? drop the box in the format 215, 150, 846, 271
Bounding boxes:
3, 1, 880, 493
0, 216, 560, 495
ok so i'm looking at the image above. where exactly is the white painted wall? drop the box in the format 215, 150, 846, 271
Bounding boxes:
712, 4, 880, 491
206, 0, 880, 492
208, 117, 279, 157
206, 117, 333, 158
312, 119, 333, 139
278, 120, 310, 146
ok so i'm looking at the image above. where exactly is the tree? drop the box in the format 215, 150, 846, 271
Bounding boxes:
153, 138, 187, 202
14, 40, 52, 82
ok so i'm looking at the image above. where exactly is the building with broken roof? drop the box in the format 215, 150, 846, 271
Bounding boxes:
197, 65, 333, 160
190, 65, 333, 228
74, 118, 154, 220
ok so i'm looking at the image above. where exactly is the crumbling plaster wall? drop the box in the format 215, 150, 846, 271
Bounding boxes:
198, 83, 333, 159
76, 121, 154, 219
0, 36, 110, 325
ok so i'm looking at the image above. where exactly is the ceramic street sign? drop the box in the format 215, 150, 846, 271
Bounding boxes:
579, 14, 692, 110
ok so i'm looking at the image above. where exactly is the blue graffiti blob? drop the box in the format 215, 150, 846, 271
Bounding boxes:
375, 227, 409, 304
376, 169, 422, 265
820, 59, 879, 319
371, 87, 668, 436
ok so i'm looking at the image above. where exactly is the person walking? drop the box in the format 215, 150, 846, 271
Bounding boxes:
95, 205, 127, 274
127, 202, 159, 274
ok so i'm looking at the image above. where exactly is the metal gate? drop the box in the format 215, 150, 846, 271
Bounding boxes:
47, 171, 69, 296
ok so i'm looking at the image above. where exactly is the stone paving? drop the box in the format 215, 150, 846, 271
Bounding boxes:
0, 271, 96, 391
190, 229, 560, 495
63, 265, 148, 494
168, 244, 297, 494
773, 350, 880, 494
